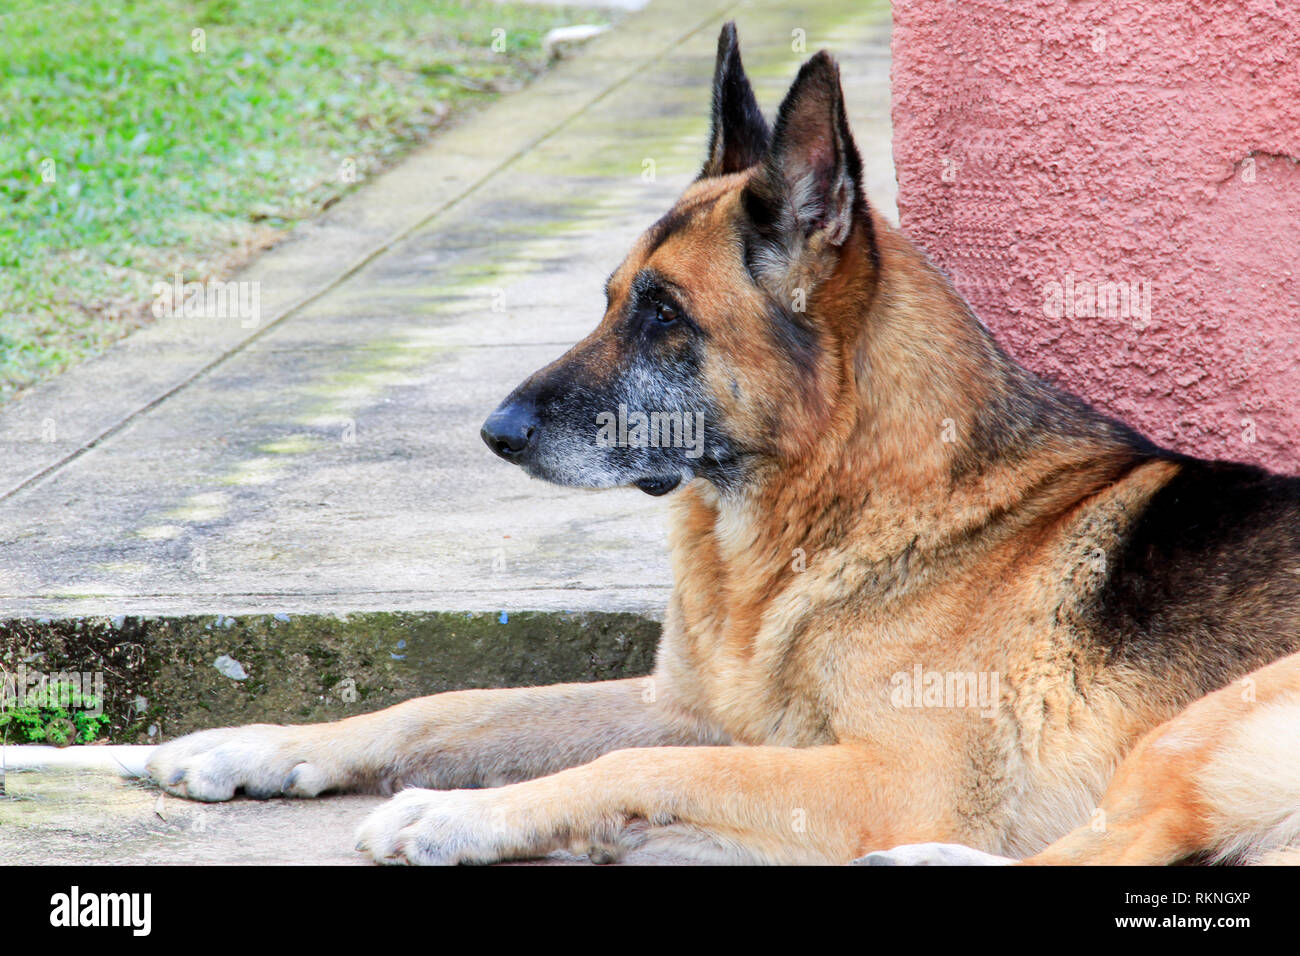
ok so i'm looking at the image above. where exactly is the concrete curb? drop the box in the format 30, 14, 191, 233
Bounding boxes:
1, 611, 660, 742
1, 744, 153, 776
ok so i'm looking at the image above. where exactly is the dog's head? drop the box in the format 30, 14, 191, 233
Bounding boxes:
481, 23, 877, 497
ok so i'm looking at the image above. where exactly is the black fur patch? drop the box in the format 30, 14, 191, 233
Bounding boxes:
762, 296, 820, 380
1090, 457, 1300, 693
701, 22, 770, 178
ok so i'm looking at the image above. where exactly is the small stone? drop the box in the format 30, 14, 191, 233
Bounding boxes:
213, 654, 248, 680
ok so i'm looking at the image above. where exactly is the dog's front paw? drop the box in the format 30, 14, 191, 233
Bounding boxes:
146, 725, 333, 802
355, 789, 536, 866
854, 842, 1016, 866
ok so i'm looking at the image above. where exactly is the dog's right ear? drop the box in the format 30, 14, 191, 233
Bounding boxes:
700, 22, 770, 178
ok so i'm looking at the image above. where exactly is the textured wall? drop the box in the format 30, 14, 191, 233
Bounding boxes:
890, 0, 1300, 472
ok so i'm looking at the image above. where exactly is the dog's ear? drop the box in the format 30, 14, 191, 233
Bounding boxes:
742, 52, 866, 262
700, 22, 770, 178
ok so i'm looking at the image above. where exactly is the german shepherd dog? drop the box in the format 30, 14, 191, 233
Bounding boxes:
148, 24, 1300, 866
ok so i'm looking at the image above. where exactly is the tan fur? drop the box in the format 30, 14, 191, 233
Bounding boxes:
1023, 650, 1300, 865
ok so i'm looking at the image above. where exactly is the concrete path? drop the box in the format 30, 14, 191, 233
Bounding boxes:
0, 0, 894, 864
0, 0, 893, 621
0, 763, 700, 865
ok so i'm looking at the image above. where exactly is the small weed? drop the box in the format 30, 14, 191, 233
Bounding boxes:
0, 682, 111, 746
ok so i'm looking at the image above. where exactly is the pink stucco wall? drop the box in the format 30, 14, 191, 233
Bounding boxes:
890, 0, 1300, 473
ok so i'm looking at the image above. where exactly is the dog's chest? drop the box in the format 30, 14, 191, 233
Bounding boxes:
670, 574, 970, 747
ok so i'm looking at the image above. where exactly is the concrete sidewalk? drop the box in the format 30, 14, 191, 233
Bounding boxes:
0, 0, 894, 864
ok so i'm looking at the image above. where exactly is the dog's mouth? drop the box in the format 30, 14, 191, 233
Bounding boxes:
633, 475, 682, 496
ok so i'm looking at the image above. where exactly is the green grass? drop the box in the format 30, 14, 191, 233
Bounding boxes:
0, 0, 610, 401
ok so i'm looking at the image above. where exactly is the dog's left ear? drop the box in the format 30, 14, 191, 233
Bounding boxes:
700, 22, 770, 177
743, 51, 865, 256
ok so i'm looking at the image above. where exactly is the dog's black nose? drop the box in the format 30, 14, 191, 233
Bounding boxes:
481, 401, 538, 463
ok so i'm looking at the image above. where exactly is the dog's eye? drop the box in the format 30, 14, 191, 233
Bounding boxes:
654, 300, 679, 325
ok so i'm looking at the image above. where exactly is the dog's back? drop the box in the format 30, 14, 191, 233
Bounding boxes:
1091, 458, 1300, 694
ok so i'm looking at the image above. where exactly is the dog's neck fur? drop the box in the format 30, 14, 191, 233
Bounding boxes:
670, 212, 1156, 648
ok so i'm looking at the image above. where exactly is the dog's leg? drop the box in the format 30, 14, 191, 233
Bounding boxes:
147, 678, 716, 802
355, 743, 937, 865
1022, 650, 1300, 866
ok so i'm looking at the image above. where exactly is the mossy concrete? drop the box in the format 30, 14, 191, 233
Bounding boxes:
1, 611, 658, 742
